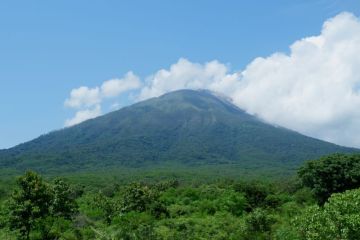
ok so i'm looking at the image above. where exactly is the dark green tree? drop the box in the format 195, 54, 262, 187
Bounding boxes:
121, 183, 155, 213
245, 208, 276, 233
6, 172, 79, 239
52, 178, 78, 219
111, 212, 159, 240
93, 193, 118, 225
244, 208, 276, 239
121, 183, 168, 218
298, 153, 360, 204
234, 181, 270, 211
8, 171, 53, 240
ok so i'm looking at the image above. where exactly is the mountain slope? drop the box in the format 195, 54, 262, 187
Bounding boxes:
0, 89, 356, 172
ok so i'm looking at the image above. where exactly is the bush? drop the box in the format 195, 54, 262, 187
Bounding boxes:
245, 208, 276, 233
294, 188, 360, 239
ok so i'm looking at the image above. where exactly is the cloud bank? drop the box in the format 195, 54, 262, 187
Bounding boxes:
233, 12, 360, 147
64, 12, 360, 148
64, 72, 141, 126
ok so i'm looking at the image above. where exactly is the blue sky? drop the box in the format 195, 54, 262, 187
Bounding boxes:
1, 0, 360, 149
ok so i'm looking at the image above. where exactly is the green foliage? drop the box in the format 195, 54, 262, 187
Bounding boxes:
52, 178, 78, 219
2, 163, 360, 240
156, 212, 247, 240
7, 171, 53, 239
93, 193, 118, 225
5, 171, 78, 239
110, 212, 159, 240
294, 188, 360, 239
299, 153, 360, 204
121, 182, 169, 219
234, 181, 277, 211
33, 216, 77, 240
245, 208, 276, 235
293, 188, 316, 205
121, 182, 158, 213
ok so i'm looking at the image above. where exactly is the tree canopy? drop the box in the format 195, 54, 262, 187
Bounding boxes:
298, 153, 360, 204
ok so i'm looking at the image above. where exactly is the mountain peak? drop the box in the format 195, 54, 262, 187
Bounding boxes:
133, 89, 244, 117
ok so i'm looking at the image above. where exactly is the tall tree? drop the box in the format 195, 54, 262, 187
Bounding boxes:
8, 171, 52, 240
298, 153, 360, 204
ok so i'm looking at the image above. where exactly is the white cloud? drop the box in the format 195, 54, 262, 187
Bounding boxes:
101, 71, 142, 98
138, 58, 239, 100
232, 12, 360, 147
64, 72, 141, 126
64, 86, 100, 109
64, 105, 102, 127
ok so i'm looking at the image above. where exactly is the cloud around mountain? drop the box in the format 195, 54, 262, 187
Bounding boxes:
64, 12, 360, 148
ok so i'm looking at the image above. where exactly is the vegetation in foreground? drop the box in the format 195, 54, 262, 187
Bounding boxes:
1, 153, 360, 239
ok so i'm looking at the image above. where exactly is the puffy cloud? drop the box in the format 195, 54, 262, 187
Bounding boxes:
64, 105, 101, 127
64, 72, 141, 126
64, 86, 100, 108
101, 71, 142, 98
138, 58, 239, 100
232, 12, 360, 147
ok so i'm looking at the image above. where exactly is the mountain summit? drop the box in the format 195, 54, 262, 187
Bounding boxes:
0, 89, 355, 172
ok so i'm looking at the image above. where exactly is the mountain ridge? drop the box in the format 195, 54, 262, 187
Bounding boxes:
0, 89, 357, 173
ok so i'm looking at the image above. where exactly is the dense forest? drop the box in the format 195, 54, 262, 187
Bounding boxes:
1, 153, 360, 240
